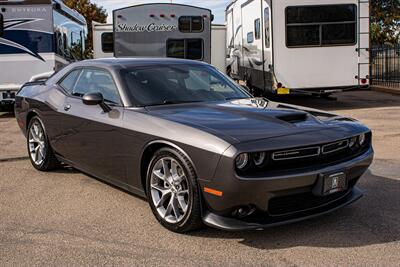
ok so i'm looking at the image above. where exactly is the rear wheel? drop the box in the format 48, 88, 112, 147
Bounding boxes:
146, 147, 202, 233
27, 116, 60, 171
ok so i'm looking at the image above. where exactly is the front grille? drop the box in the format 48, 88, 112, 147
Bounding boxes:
268, 189, 351, 216
272, 146, 320, 161
240, 132, 372, 177
322, 139, 349, 154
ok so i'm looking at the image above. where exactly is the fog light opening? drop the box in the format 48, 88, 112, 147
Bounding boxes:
233, 205, 256, 218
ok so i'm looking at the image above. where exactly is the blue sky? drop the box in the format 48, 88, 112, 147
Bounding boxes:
91, 0, 230, 24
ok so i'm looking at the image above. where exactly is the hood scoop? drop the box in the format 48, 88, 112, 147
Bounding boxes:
276, 112, 308, 123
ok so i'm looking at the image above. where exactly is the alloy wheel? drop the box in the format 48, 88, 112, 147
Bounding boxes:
28, 121, 46, 166
150, 157, 190, 224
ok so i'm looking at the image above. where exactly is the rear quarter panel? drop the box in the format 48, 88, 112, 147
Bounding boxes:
15, 83, 67, 154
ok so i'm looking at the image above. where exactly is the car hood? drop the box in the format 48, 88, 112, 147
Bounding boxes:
144, 98, 354, 144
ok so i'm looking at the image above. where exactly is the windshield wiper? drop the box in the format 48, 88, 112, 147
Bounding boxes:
144, 100, 204, 107
225, 97, 252, 100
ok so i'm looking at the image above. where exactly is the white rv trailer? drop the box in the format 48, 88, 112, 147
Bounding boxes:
0, 0, 87, 106
93, 21, 227, 72
92, 22, 113, 59
226, 0, 370, 95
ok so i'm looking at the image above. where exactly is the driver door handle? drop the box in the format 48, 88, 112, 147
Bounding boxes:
64, 104, 71, 111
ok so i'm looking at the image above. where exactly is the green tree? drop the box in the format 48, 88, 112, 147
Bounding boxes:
371, 0, 400, 45
63, 0, 108, 58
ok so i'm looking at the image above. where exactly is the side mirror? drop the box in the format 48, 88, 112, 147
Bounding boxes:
82, 92, 111, 112
82, 92, 103, 105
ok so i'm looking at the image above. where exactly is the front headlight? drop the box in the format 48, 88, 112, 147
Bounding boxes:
235, 153, 249, 169
358, 133, 366, 146
253, 152, 266, 166
349, 136, 357, 148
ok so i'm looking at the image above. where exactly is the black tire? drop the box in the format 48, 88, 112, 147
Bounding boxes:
27, 116, 60, 171
146, 147, 203, 233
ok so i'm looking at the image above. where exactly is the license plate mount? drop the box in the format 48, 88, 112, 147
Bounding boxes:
312, 171, 348, 196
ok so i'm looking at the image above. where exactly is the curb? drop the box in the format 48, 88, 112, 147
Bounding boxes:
372, 86, 400, 95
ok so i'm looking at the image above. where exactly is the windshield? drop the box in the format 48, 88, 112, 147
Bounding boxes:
120, 64, 251, 106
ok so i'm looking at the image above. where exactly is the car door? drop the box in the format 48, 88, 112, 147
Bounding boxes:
56, 67, 128, 183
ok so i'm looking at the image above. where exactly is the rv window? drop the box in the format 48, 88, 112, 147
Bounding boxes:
101, 33, 114, 53
264, 7, 270, 48
0, 14, 4, 37
287, 25, 320, 47
191, 17, 203, 32
254, 19, 260, 40
63, 33, 68, 51
186, 39, 203, 60
286, 4, 357, 47
247, 32, 254, 44
167, 40, 185, 58
322, 23, 356, 45
179, 17, 191, 32
167, 39, 203, 60
179, 16, 204, 33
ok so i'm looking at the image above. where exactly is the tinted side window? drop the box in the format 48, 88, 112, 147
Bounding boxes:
0, 14, 4, 37
167, 40, 185, 58
287, 25, 320, 46
178, 16, 191, 32
264, 7, 270, 48
167, 39, 203, 60
254, 19, 260, 40
101, 32, 114, 53
59, 69, 82, 93
191, 16, 203, 32
73, 69, 121, 104
286, 5, 356, 24
179, 16, 204, 33
286, 4, 357, 47
247, 32, 254, 43
186, 39, 203, 60
53, 10, 85, 61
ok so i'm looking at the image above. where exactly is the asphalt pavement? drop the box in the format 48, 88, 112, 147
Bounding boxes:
0, 90, 399, 266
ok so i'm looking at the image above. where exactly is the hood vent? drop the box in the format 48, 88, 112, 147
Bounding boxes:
276, 112, 308, 123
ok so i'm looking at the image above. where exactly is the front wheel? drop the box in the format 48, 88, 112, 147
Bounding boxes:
146, 147, 203, 233
27, 116, 60, 171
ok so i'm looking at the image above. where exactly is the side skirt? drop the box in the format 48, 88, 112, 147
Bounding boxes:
55, 155, 147, 199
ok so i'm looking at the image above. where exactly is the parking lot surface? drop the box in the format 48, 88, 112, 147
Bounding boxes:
1, 90, 399, 266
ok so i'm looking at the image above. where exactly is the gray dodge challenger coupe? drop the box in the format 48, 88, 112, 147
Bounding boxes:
15, 58, 373, 232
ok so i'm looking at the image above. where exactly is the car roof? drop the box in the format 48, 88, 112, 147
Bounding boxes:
74, 58, 209, 69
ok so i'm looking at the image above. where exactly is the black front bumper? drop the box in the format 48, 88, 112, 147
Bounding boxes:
203, 186, 363, 231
